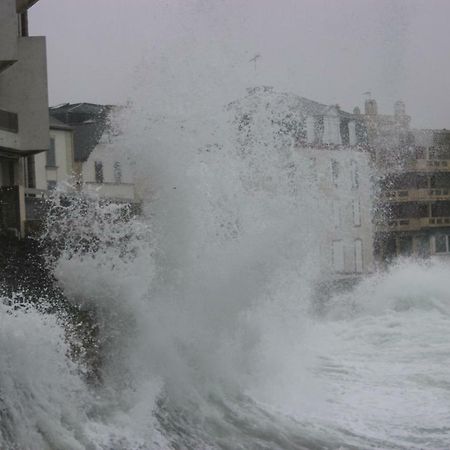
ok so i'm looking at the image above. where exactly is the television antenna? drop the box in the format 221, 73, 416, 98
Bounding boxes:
249, 53, 261, 71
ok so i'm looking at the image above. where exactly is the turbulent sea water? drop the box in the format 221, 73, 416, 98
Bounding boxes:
1, 100, 450, 449
1, 248, 450, 450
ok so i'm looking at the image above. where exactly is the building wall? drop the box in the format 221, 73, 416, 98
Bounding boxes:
0, 0, 49, 237
34, 128, 74, 190
0, 0, 18, 70
81, 143, 136, 202
376, 130, 450, 262
301, 147, 374, 276
0, 36, 49, 153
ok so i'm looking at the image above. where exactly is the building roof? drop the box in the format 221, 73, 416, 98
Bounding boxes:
50, 103, 114, 162
16, 0, 40, 13
227, 87, 360, 126
49, 115, 73, 131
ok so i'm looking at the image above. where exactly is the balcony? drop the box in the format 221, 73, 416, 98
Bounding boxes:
377, 216, 450, 232
406, 159, 450, 172
380, 188, 450, 203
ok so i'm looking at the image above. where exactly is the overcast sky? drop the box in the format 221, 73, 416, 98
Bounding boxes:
30, 0, 450, 129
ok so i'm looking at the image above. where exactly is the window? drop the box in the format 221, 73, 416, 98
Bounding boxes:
352, 198, 361, 226
398, 237, 413, 256
113, 161, 122, 183
354, 239, 363, 273
332, 201, 341, 228
332, 240, 344, 273
46, 137, 56, 167
0, 109, 18, 133
435, 235, 448, 253
416, 236, 430, 258
95, 161, 104, 184
308, 157, 317, 182
350, 159, 359, 189
331, 159, 339, 186
26, 156, 35, 189
47, 180, 57, 190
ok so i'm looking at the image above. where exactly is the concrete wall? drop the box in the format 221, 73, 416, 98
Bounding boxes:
0, 0, 18, 70
0, 37, 49, 154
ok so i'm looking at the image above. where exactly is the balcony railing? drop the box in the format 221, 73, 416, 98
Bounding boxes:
405, 159, 450, 172
377, 216, 450, 232
380, 188, 450, 202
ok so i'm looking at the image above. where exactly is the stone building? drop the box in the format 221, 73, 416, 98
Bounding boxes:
0, 0, 49, 236
356, 97, 413, 169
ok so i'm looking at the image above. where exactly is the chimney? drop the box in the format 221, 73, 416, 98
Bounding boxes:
394, 100, 406, 117
364, 99, 378, 115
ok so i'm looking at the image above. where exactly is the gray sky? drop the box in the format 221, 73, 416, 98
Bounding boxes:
30, 0, 450, 129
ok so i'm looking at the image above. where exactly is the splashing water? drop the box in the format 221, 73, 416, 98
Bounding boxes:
0, 95, 449, 450
2, 18, 450, 445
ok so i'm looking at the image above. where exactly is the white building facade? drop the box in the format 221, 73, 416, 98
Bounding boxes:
229, 87, 374, 279
82, 142, 136, 203
32, 117, 74, 191
49, 103, 139, 208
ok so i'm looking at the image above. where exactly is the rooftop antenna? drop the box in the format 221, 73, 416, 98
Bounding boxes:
249, 53, 261, 71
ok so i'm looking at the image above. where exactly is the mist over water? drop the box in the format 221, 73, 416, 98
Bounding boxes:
2, 8, 450, 449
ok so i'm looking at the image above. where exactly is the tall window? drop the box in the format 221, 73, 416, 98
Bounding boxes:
308, 157, 317, 182
332, 240, 344, 273
352, 198, 361, 226
95, 161, 104, 184
332, 201, 341, 228
113, 162, 122, 183
398, 237, 413, 256
331, 159, 339, 187
350, 160, 359, 189
46, 137, 56, 167
26, 156, 35, 188
354, 239, 363, 273
435, 235, 450, 253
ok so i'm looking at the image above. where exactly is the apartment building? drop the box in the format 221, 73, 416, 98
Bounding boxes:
376, 128, 450, 260
0, 0, 49, 236
356, 97, 450, 261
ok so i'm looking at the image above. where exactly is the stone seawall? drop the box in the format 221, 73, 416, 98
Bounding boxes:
0, 236, 100, 380
0, 236, 63, 302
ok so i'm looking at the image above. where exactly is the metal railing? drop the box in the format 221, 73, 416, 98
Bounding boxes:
381, 188, 450, 202
377, 216, 450, 231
